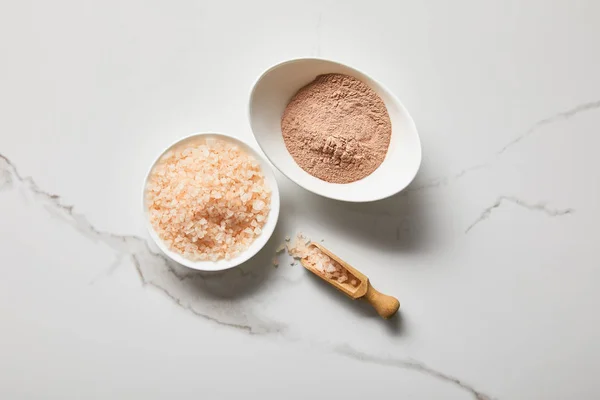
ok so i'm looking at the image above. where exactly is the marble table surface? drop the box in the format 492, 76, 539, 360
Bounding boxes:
1, 1, 599, 399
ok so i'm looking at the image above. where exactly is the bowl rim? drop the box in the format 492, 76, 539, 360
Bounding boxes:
248, 57, 422, 203
142, 132, 281, 271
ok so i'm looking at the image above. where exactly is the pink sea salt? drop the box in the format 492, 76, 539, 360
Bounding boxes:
146, 138, 271, 261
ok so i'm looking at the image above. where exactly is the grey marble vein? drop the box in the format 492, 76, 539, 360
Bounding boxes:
410, 99, 600, 194
0, 153, 284, 335
498, 99, 600, 155
89, 254, 125, 284
0, 158, 12, 190
130, 255, 259, 333
0, 152, 497, 398
334, 345, 493, 400
404, 164, 488, 195
465, 195, 574, 233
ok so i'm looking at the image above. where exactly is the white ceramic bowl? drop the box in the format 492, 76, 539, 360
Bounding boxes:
143, 132, 280, 271
249, 58, 421, 202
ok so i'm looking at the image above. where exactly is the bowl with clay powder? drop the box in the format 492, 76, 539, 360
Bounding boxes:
248, 58, 421, 202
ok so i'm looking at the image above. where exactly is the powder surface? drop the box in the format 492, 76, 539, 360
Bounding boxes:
145, 138, 271, 262
281, 73, 392, 183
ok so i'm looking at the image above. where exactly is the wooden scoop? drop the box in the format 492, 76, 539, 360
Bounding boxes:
300, 242, 400, 319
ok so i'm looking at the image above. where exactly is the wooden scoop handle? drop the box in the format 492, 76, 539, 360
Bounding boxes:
364, 284, 400, 319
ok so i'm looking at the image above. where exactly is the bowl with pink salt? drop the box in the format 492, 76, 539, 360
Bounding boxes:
249, 58, 421, 202
143, 132, 280, 271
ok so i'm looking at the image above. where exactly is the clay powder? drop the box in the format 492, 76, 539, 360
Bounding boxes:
281, 73, 391, 184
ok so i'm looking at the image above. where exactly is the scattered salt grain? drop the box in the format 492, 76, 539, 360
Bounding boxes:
287, 233, 310, 259
146, 138, 271, 261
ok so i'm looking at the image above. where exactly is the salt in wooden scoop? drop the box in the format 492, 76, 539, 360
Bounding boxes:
300, 242, 400, 319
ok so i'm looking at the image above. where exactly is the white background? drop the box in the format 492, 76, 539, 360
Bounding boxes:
1, 1, 599, 399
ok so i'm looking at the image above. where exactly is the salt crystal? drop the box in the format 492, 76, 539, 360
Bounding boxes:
252, 200, 265, 211
240, 193, 252, 203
